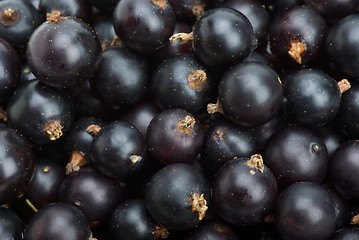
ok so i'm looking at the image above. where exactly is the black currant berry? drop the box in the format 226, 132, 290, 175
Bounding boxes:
59, 167, 124, 227
113, 0, 176, 54
282, 68, 343, 126
263, 125, 328, 188
90, 46, 149, 109
329, 140, 359, 200
91, 121, 147, 180
269, 5, 327, 65
0, 207, 25, 240
212, 154, 278, 227
338, 83, 359, 138
0, 127, 34, 204
0, 0, 42, 56
150, 53, 216, 115
7, 80, 75, 145
220, 0, 270, 43
146, 108, 204, 165
27, 10, 102, 88
201, 119, 259, 178
275, 182, 336, 240
326, 14, 359, 78
64, 117, 106, 161
145, 163, 211, 231
24, 202, 94, 240
0, 37, 21, 102
108, 199, 168, 240
26, 156, 66, 209
215, 61, 283, 127
322, 184, 350, 230
191, 7, 257, 68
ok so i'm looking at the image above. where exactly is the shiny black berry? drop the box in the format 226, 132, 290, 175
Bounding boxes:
146, 108, 204, 164
91, 121, 147, 180
282, 68, 342, 126
145, 163, 211, 231
0, 127, 34, 204
216, 61, 283, 127
113, 0, 176, 54
90, 46, 149, 109
0, 0, 42, 56
24, 202, 93, 240
275, 182, 336, 240
108, 199, 168, 240
7, 80, 75, 145
27, 10, 102, 88
326, 14, 359, 78
150, 53, 216, 115
0, 207, 25, 240
192, 7, 257, 68
263, 126, 328, 188
212, 154, 278, 227
59, 167, 124, 227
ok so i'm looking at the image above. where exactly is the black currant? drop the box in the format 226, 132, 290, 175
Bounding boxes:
59, 167, 124, 227
262, 125, 328, 188
91, 121, 147, 180
269, 5, 327, 65
0, 207, 25, 240
191, 7, 257, 68
24, 202, 94, 240
108, 199, 168, 240
0, 127, 34, 204
282, 68, 342, 126
146, 108, 204, 165
150, 53, 216, 115
215, 61, 283, 127
7, 79, 75, 145
201, 119, 259, 178
212, 154, 278, 227
145, 163, 211, 231
90, 46, 149, 109
275, 182, 337, 240
27, 10, 102, 88
113, 0, 176, 54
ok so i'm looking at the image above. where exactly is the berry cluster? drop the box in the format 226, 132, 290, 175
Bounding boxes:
1, 0, 359, 239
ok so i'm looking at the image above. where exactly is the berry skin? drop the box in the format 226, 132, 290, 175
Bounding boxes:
113, 0, 176, 54
0, 127, 34, 205
326, 14, 359, 78
212, 155, 278, 227
23, 202, 93, 240
192, 7, 257, 68
282, 68, 342, 126
146, 108, 204, 165
91, 121, 147, 180
7, 79, 74, 145
217, 61, 283, 127
27, 10, 102, 88
275, 182, 336, 240
145, 163, 211, 231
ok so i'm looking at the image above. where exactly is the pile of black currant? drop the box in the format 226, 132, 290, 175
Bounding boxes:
2, 0, 359, 239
